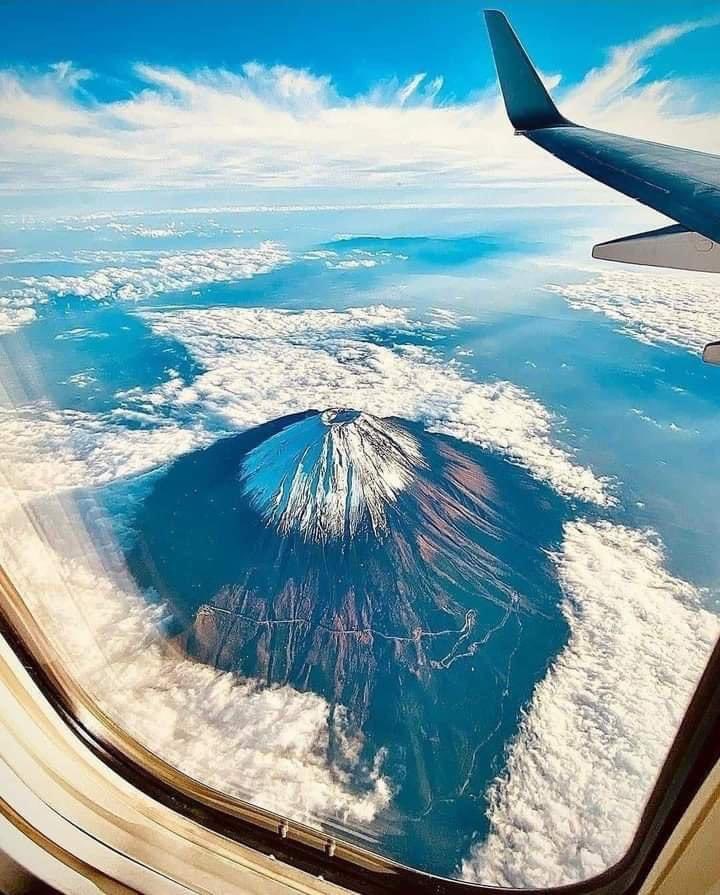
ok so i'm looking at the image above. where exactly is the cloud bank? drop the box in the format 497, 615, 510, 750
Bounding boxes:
0, 243, 290, 334
2, 17, 719, 205
546, 268, 720, 354
0, 303, 609, 506
0, 404, 210, 495
138, 304, 611, 504
462, 519, 719, 887
0, 482, 390, 827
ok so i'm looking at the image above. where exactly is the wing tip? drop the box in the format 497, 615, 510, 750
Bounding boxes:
484, 9, 569, 131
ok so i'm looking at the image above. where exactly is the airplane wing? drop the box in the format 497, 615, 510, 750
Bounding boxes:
484, 9, 720, 274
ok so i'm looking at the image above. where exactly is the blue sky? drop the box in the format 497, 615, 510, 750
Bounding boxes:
2, 2, 720, 213
4, 1, 720, 99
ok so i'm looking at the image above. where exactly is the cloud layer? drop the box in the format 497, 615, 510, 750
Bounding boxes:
0, 243, 290, 334
462, 519, 719, 887
138, 304, 611, 504
0, 404, 210, 495
2, 17, 719, 204
0, 303, 609, 505
0, 482, 390, 827
546, 268, 720, 353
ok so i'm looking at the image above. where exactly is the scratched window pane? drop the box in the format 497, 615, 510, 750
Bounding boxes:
1, 3, 719, 888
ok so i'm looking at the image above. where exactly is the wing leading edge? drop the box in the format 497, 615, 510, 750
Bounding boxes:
484, 10, 720, 263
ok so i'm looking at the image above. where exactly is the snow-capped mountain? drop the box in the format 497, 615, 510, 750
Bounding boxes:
240, 408, 424, 542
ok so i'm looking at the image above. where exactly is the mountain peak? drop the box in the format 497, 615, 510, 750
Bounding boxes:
240, 408, 423, 542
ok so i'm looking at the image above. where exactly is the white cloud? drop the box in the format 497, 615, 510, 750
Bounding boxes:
545, 268, 720, 353
0, 303, 609, 505
462, 519, 719, 887
0, 481, 390, 827
563, 18, 720, 134
0, 243, 289, 333
2, 17, 719, 204
106, 221, 195, 238
301, 247, 407, 270
316, 248, 408, 270
16, 243, 289, 302
137, 304, 611, 504
0, 301, 37, 334
0, 404, 210, 495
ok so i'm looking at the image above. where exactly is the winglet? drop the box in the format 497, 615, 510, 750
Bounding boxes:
484, 10, 570, 131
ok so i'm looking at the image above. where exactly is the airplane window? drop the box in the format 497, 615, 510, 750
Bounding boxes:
1, 3, 718, 890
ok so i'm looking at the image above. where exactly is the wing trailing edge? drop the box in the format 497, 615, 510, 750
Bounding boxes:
592, 225, 720, 273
